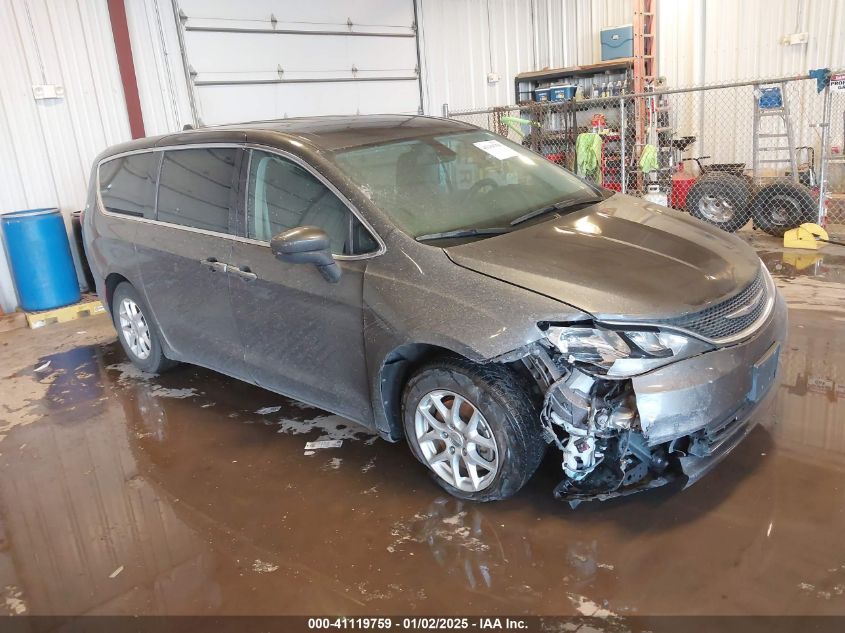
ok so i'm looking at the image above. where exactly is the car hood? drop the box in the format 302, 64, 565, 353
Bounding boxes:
444, 195, 761, 319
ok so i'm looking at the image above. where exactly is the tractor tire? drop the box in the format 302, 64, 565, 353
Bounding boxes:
686, 173, 752, 232
751, 180, 818, 237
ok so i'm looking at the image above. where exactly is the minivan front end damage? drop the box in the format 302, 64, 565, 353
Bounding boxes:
517, 273, 787, 506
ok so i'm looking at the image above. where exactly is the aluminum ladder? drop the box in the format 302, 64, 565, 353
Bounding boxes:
752, 82, 799, 183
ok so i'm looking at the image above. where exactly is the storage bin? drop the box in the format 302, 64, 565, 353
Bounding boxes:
600, 25, 633, 61
534, 88, 551, 102
550, 84, 577, 101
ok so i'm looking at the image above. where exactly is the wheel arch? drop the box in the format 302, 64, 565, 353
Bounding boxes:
374, 342, 469, 442
103, 272, 177, 361
373, 341, 539, 443
104, 272, 130, 312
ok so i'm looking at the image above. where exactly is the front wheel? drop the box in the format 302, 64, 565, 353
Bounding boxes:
402, 357, 546, 501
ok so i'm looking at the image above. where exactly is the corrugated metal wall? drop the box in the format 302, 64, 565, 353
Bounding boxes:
417, 0, 641, 113
423, 0, 845, 113
417, 0, 536, 113
700, 0, 844, 85
2, 0, 844, 312
124, 0, 194, 136
0, 0, 131, 312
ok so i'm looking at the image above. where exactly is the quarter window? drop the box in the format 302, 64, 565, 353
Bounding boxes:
157, 148, 238, 234
98, 152, 158, 219
247, 150, 378, 255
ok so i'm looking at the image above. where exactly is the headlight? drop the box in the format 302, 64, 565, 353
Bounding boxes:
544, 325, 713, 377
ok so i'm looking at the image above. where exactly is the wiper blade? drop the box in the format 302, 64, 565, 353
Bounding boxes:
416, 227, 510, 241
509, 198, 601, 226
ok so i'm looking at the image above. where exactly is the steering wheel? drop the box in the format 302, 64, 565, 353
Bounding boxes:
463, 178, 499, 203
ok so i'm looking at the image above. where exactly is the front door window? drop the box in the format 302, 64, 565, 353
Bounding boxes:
247, 150, 377, 255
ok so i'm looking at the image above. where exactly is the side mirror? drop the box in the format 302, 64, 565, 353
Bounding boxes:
270, 226, 342, 283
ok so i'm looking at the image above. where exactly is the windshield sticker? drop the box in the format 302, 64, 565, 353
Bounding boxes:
474, 140, 519, 160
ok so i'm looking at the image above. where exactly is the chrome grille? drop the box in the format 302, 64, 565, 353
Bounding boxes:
654, 267, 768, 341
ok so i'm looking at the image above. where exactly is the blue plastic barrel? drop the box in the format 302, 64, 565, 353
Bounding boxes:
2, 208, 81, 311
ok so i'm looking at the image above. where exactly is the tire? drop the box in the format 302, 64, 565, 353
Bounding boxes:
401, 357, 546, 501
751, 180, 817, 237
111, 282, 177, 374
686, 173, 752, 232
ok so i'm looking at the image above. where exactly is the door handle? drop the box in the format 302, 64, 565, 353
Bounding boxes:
230, 265, 258, 281
201, 257, 229, 273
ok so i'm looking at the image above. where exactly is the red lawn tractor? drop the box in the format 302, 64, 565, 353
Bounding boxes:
669, 149, 819, 236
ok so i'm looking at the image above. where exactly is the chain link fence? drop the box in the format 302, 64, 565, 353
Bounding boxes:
446, 73, 845, 236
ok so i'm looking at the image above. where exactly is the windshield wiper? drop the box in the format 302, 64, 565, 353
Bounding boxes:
416, 227, 510, 242
509, 198, 601, 227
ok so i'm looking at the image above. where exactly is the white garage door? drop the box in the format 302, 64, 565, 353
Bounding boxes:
175, 0, 422, 124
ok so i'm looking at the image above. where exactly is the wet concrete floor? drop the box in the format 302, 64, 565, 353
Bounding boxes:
1, 234, 845, 617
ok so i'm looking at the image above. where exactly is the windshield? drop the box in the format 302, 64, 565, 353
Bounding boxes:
331, 130, 602, 238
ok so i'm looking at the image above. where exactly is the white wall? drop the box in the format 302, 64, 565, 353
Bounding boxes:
422, 0, 845, 113
124, 0, 195, 135
416, 0, 537, 114
2, 0, 844, 312
0, 0, 131, 313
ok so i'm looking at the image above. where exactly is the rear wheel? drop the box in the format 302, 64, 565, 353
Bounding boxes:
751, 181, 817, 237
112, 282, 176, 374
686, 173, 752, 232
402, 357, 546, 501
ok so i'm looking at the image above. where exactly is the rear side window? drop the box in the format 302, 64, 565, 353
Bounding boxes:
157, 148, 238, 233
98, 152, 158, 218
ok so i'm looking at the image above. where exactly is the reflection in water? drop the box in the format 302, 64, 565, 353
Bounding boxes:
771, 313, 845, 457
0, 338, 800, 615
760, 249, 845, 283
42, 346, 105, 420
2, 253, 845, 617
0, 344, 219, 616
759, 249, 845, 315
412, 498, 512, 592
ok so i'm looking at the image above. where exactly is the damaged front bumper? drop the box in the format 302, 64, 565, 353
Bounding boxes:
541, 289, 787, 505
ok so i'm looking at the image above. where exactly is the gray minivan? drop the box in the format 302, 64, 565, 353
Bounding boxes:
83, 115, 786, 504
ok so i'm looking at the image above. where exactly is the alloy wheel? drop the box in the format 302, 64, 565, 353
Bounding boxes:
118, 297, 152, 360
415, 390, 499, 492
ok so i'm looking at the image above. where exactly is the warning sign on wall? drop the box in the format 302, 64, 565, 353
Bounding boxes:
831, 72, 845, 92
